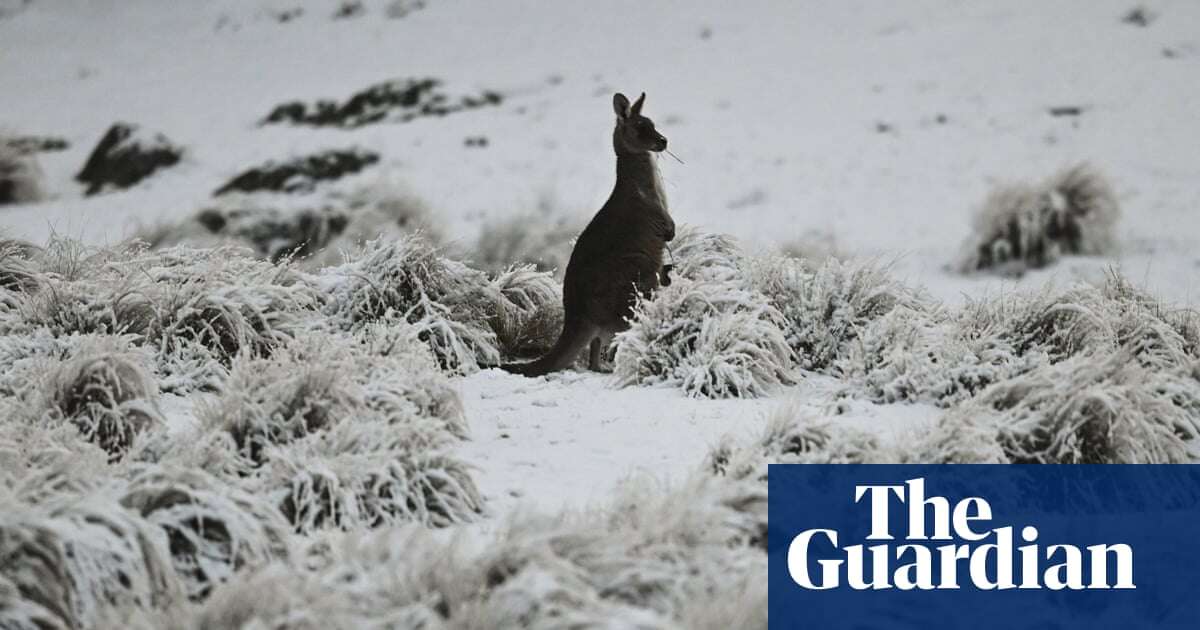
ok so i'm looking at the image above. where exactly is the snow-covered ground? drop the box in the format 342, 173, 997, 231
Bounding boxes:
2, 0, 1199, 602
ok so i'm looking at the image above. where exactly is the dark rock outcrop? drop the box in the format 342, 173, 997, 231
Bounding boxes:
261, 78, 502, 129
76, 123, 183, 196
213, 148, 379, 196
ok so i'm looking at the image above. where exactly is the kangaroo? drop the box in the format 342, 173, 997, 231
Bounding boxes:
503, 92, 674, 377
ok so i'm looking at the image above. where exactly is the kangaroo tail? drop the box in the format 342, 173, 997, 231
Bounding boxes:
501, 320, 593, 377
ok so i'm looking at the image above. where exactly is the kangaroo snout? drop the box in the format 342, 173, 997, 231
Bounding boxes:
653, 136, 668, 152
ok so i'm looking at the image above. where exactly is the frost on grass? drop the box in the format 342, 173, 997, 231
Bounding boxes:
258, 419, 482, 532
4, 335, 164, 459
669, 225, 742, 283
323, 234, 502, 373
488, 265, 563, 359
709, 406, 892, 483
614, 278, 794, 398
957, 162, 1120, 275
839, 271, 1199, 409
191, 475, 765, 629
194, 330, 482, 531
201, 344, 361, 466
119, 465, 292, 601
0, 489, 182, 630
961, 351, 1200, 463
748, 254, 918, 372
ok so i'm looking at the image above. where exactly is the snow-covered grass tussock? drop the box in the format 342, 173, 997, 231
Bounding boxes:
957, 162, 1120, 275
0, 487, 183, 630
322, 234, 504, 373
488, 264, 564, 360
747, 254, 921, 373
0, 240, 321, 394
187, 474, 765, 629
119, 465, 293, 601
614, 277, 794, 398
193, 330, 482, 530
615, 228, 914, 398
0, 140, 44, 206
2, 335, 164, 460
945, 350, 1200, 464
840, 271, 1200, 408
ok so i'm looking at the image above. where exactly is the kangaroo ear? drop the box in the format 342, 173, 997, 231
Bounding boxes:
630, 92, 646, 116
613, 93, 631, 119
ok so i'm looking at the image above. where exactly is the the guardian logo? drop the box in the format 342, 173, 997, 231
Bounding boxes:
787, 478, 1136, 591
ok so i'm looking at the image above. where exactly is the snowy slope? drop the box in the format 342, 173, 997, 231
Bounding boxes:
2, 0, 1199, 302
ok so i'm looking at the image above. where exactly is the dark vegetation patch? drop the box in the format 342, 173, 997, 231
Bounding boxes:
213, 149, 379, 196
1121, 6, 1156, 27
4, 135, 70, 154
261, 78, 502, 129
76, 123, 183, 196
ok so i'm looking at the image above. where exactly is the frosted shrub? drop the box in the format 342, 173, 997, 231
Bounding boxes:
749, 255, 917, 372
614, 278, 794, 398
957, 162, 1120, 274
489, 265, 563, 359
324, 235, 501, 373
0, 491, 182, 630
119, 464, 292, 601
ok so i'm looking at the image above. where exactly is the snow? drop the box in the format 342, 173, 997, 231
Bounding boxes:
1, 2, 1199, 621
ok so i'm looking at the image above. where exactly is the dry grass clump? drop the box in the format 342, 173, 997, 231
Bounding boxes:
839, 301, 1050, 407
119, 464, 293, 601
323, 234, 502, 373
0, 490, 183, 630
614, 278, 794, 398
957, 162, 1120, 275
190, 475, 765, 628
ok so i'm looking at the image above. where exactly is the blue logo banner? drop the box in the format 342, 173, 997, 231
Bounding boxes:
768, 465, 1200, 629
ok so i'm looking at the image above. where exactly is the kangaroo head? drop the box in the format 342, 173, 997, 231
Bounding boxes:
612, 92, 667, 154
